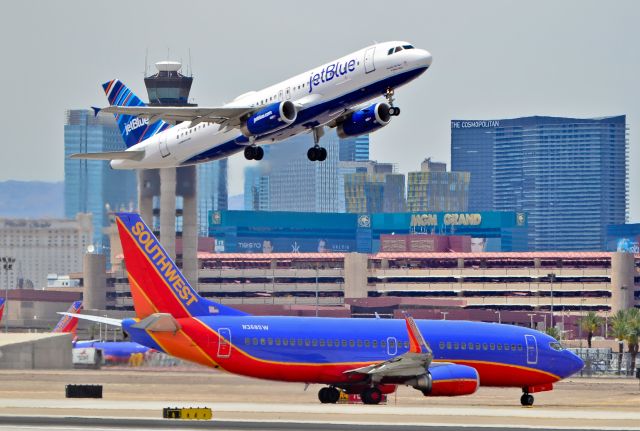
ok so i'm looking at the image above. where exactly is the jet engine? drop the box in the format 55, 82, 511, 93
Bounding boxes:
337, 102, 391, 138
406, 363, 479, 397
241, 101, 297, 137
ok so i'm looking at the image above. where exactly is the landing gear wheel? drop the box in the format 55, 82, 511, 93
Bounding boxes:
318, 387, 340, 404
361, 387, 383, 405
390, 107, 401, 116
307, 146, 327, 162
520, 393, 534, 406
385, 88, 400, 117
307, 147, 317, 161
244, 145, 264, 161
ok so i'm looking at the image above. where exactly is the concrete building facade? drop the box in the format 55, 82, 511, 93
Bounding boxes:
406, 158, 469, 212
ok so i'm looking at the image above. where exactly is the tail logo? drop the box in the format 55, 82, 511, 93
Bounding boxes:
130, 221, 199, 307
125, 117, 149, 136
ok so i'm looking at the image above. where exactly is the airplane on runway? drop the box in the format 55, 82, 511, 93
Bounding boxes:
70, 41, 432, 168
63, 213, 584, 406
0, 298, 4, 323
53, 301, 151, 363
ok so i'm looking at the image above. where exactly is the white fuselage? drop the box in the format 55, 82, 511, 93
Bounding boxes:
111, 41, 432, 169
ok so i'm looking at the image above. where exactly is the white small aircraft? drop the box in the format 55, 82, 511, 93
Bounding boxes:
71, 41, 432, 168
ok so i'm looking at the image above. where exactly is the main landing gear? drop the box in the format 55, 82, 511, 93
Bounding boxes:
385, 87, 401, 117
307, 126, 327, 162
360, 387, 383, 405
244, 145, 264, 161
520, 391, 534, 406
318, 387, 340, 404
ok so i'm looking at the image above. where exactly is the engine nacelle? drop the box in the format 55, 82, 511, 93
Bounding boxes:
241, 101, 297, 137
409, 364, 479, 397
337, 102, 391, 138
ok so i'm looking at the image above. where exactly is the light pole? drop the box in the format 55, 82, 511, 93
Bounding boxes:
548, 273, 555, 328
315, 264, 319, 318
2, 257, 15, 333
528, 313, 535, 329
494, 310, 501, 324
441, 311, 448, 320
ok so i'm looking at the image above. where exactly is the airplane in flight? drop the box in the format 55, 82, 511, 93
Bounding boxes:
54, 301, 150, 363
70, 41, 432, 168
63, 213, 584, 406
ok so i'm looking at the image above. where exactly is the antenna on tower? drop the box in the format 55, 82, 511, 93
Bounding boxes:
144, 48, 148, 77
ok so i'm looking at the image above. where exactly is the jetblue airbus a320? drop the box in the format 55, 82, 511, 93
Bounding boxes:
63, 213, 584, 407
70, 42, 432, 167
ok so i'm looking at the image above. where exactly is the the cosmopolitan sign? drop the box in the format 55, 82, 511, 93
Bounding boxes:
410, 213, 482, 227
451, 120, 500, 128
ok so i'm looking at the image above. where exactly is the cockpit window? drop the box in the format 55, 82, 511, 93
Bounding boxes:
388, 48, 394, 55
402, 45, 414, 50
394, 46, 403, 53
549, 342, 563, 351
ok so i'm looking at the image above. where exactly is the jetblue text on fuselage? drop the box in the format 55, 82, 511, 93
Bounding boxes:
308, 59, 357, 93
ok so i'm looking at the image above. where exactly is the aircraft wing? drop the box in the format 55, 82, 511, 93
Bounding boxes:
344, 314, 434, 378
100, 105, 254, 128
69, 150, 145, 161
58, 312, 122, 327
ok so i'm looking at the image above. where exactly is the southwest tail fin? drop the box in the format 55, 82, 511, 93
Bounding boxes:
0, 298, 5, 323
101, 79, 170, 148
52, 300, 83, 334
115, 212, 247, 319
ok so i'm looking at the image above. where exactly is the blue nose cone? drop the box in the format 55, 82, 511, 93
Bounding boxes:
564, 350, 585, 377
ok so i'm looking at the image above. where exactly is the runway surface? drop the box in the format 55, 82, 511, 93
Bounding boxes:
0, 370, 638, 430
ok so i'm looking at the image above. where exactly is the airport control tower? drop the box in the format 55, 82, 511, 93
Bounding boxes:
139, 61, 198, 288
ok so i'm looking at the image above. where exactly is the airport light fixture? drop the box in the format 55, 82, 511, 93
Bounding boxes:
494, 310, 501, 324
2, 256, 15, 333
441, 311, 448, 320
548, 273, 556, 328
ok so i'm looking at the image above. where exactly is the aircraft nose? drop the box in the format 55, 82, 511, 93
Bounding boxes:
417, 49, 433, 68
565, 351, 585, 377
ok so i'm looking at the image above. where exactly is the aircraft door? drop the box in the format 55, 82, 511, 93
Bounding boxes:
387, 336, 397, 356
159, 135, 170, 158
525, 334, 537, 364
364, 47, 376, 74
217, 328, 232, 358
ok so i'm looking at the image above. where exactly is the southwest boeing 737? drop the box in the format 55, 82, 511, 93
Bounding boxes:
63, 213, 585, 406
70, 42, 432, 167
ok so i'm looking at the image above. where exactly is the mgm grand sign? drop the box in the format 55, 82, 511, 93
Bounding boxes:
410, 213, 483, 227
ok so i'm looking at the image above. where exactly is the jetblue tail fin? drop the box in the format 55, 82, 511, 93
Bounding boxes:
52, 301, 83, 334
102, 79, 170, 148
115, 212, 247, 319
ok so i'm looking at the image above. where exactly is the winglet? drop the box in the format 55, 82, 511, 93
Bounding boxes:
403, 312, 432, 354
91, 106, 101, 117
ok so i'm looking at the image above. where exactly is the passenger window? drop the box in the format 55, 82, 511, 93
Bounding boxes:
468, 342, 474, 350
327, 339, 333, 347
334, 339, 339, 347
297, 339, 303, 346
290, 338, 295, 346
283, 338, 288, 346
381, 341, 387, 348
446, 342, 452, 350
349, 340, 355, 348
372, 340, 378, 348
260, 338, 266, 346
461, 343, 466, 350
453, 342, 459, 350
268, 338, 273, 346
489, 343, 495, 350
275, 338, 281, 346
252, 337, 258, 346
476, 343, 481, 350
341, 340, 347, 347
304, 339, 310, 347
319, 339, 324, 347
482, 343, 488, 350
244, 337, 250, 345
497, 344, 502, 351
504, 344, 509, 350
517, 345, 523, 351
357, 340, 363, 348
439, 341, 445, 349
312, 339, 318, 347
365, 340, 370, 348
404, 341, 409, 349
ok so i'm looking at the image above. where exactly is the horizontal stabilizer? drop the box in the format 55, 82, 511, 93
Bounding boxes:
131, 313, 181, 333
69, 150, 145, 161
58, 312, 122, 327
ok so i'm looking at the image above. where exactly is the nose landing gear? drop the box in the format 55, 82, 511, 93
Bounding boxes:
385, 88, 401, 117
520, 391, 534, 406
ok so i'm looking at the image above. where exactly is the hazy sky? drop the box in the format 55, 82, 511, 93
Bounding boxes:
1, 1, 638, 220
